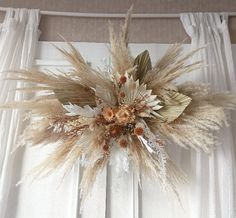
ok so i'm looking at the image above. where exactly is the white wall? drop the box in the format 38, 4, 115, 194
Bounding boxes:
35, 42, 236, 69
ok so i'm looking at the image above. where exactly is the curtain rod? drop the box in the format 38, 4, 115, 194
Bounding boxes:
0, 7, 236, 18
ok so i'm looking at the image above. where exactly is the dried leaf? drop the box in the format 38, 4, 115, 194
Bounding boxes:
63, 103, 100, 117
95, 85, 117, 106
54, 86, 95, 106
133, 50, 152, 81
158, 91, 192, 123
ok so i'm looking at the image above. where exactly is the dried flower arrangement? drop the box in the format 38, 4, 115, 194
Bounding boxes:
3, 7, 236, 206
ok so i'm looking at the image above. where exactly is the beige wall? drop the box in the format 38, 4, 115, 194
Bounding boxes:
0, 0, 236, 43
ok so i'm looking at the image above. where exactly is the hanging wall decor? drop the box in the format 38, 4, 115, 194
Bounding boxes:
3, 7, 236, 206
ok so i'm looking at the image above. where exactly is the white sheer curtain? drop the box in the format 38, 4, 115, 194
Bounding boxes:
0, 8, 40, 218
180, 13, 236, 218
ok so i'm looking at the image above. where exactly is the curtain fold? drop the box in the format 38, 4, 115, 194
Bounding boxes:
0, 8, 40, 218
180, 13, 236, 218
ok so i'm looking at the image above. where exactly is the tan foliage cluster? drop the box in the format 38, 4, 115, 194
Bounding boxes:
2, 7, 236, 207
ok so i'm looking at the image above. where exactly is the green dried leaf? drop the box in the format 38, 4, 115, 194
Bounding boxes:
158, 91, 192, 123
54, 87, 96, 106
133, 50, 152, 82
54, 89, 73, 105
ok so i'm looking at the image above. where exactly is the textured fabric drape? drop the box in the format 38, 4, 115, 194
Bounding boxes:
180, 13, 236, 218
0, 8, 40, 218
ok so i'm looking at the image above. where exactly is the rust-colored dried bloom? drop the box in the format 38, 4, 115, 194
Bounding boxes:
119, 91, 126, 98
119, 138, 128, 148
134, 127, 144, 136
102, 107, 114, 122
115, 106, 135, 124
119, 76, 127, 84
134, 122, 145, 136
103, 144, 109, 151
109, 125, 123, 137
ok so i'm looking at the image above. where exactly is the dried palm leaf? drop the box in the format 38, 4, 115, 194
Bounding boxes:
133, 50, 152, 81
158, 91, 192, 123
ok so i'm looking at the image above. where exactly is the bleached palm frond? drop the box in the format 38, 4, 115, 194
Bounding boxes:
63, 104, 100, 117
95, 85, 117, 106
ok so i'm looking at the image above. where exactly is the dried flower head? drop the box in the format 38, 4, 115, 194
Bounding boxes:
115, 105, 135, 124
134, 127, 144, 136
102, 107, 114, 122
